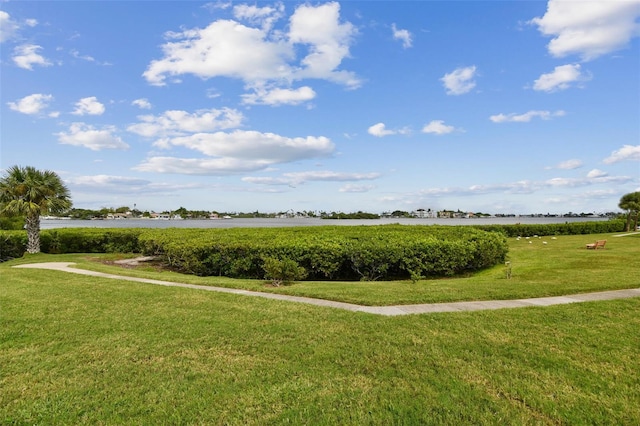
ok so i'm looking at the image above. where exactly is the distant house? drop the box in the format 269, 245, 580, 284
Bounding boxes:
414, 208, 435, 218
106, 212, 131, 220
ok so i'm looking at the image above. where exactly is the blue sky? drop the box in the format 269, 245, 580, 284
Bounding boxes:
1, 1, 639, 215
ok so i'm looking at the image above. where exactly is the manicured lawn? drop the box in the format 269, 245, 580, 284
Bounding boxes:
1, 231, 638, 424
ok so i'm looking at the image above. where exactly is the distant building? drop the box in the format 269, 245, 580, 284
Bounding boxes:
150, 212, 171, 220
414, 208, 436, 218
106, 212, 131, 220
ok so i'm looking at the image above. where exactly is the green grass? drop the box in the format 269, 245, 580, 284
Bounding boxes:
1, 267, 639, 424
7, 232, 638, 306
2, 231, 639, 424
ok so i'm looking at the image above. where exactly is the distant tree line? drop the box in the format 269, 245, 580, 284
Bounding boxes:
321, 211, 380, 219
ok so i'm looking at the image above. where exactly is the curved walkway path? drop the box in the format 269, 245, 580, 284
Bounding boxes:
13, 262, 640, 316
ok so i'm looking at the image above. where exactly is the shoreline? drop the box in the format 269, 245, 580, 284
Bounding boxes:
39, 216, 611, 230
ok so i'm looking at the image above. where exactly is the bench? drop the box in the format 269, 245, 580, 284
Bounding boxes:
586, 240, 606, 250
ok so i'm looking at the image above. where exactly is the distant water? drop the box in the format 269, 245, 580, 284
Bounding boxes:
40, 217, 609, 230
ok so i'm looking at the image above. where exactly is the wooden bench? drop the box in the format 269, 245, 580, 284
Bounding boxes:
586, 240, 606, 250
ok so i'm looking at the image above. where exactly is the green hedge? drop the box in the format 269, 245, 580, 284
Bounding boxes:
473, 219, 625, 237
0, 228, 143, 262
137, 225, 508, 281
0, 231, 27, 262
40, 228, 143, 254
0, 216, 25, 230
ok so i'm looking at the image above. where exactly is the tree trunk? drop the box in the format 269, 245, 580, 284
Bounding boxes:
25, 215, 41, 254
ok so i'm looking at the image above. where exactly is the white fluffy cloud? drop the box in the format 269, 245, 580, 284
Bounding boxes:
368, 123, 394, 137
548, 159, 583, 170
545, 171, 630, 188
12, 44, 51, 70
367, 122, 410, 137
288, 2, 359, 86
0, 12, 38, 43
422, 120, 458, 135
339, 184, 376, 193
285, 170, 380, 182
66, 174, 204, 196
586, 169, 607, 178
166, 131, 333, 161
0, 11, 19, 43
392, 23, 412, 48
7, 93, 53, 115
132, 98, 152, 109
233, 3, 284, 30
243, 170, 380, 186
533, 64, 591, 92
129, 104, 334, 176
143, 19, 291, 86
530, 0, 640, 61
57, 123, 129, 151
144, 2, 359, 101
490, 110, 566, 123
72, 97, 105, 116
603, 144, 640, 164
135, 130, 335, 175
241, 85, 316, 106
134, 157, 270, 175
441, 66, 477, 95
128, 108, 244, 138
241, 176, 290, 185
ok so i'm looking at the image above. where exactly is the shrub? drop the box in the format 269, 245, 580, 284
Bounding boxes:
138, 225, 509, 281
0, 231, 27, 262
262, 257, 308, 286
0, 216, 25, 230
40, 228, 143, 253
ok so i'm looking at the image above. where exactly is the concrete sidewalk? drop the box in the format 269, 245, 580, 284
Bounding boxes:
13, 262, 640, 316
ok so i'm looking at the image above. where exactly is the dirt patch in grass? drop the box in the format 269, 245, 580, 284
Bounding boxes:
96, 255, 166, 271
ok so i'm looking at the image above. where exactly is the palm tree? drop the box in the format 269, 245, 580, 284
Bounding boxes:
618, 191, 640, 232
0, 165, 72, 253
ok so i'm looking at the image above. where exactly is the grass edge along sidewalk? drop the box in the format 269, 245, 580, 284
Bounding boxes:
12, 261, 640, 316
